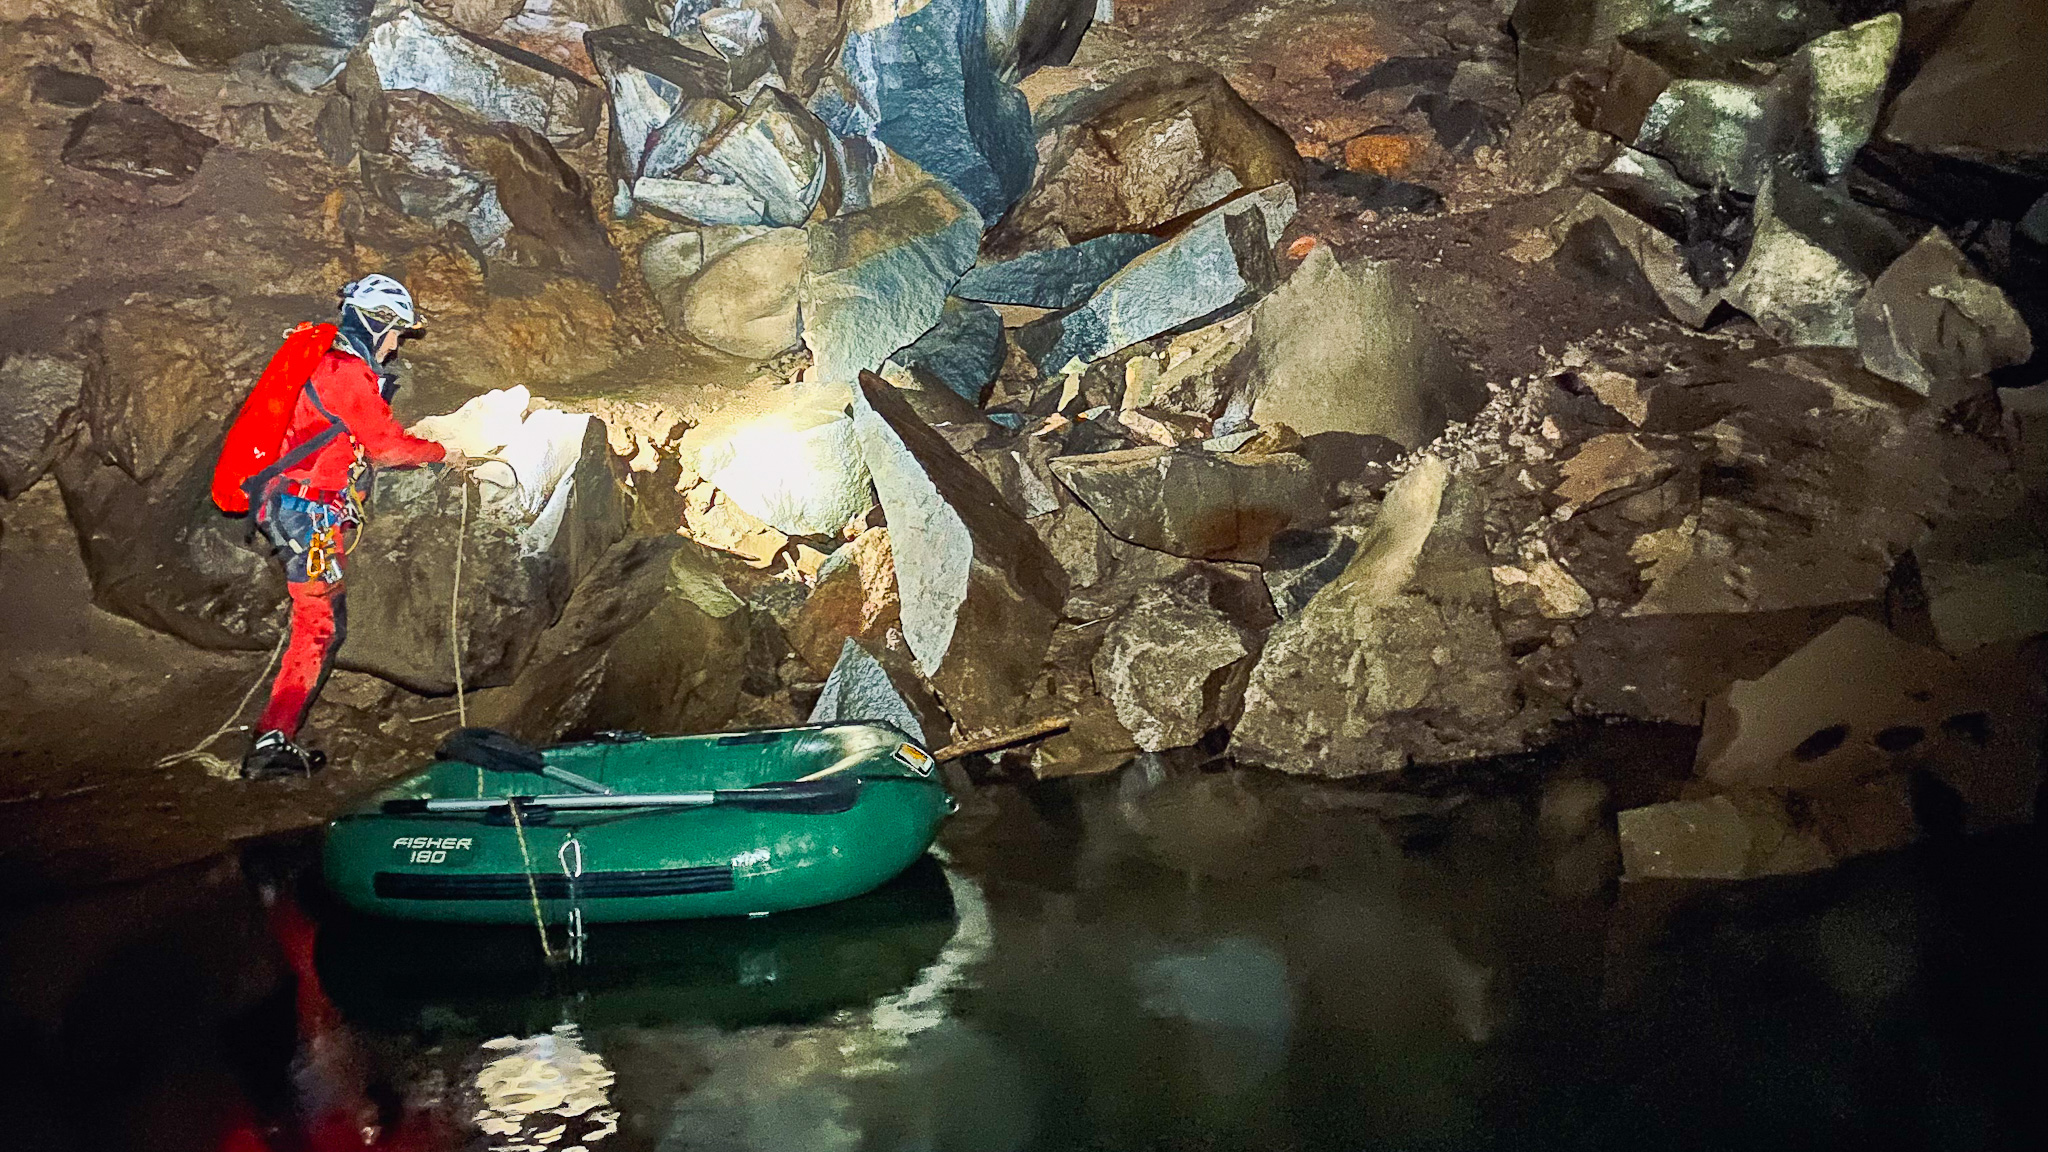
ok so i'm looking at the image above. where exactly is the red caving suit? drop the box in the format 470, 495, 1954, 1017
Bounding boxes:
254, 346, 444, 737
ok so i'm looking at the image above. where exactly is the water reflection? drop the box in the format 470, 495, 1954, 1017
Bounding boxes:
3, 746, 2042, 1152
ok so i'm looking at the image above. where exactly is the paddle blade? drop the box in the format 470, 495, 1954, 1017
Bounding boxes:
437, 727, 547, 775
714, 776, 862, 815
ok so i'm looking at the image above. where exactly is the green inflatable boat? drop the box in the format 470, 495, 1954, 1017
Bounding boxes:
323, 723, 953, 924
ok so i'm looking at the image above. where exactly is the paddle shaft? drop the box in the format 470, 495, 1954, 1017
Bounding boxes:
389, 792, 715, 814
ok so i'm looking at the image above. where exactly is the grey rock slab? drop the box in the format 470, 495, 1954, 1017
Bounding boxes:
1547, 193, 1720, 328
691, 86, 837, 227
892, 298, 1005, 406
1635, 78, 1770, 194
678, 225, 807, 359
799, 180, 984, 384
1261, 527, 1359, 618
1775, 13, 1901, 178
585, 21, 733, 181
344, 413, 627, 694
1724, 169, 1909, 346
1855, 228, 2033, 394
1231, 456, 1545, 776
953, 232, 1161, 309
639, 97, 739, 180
632, 173, 769, 225
850, 373, 1067, 731
28, 65, 107, 108
808, 638, 934, 746
1094, 582, 1253, 752
809, 0, 1034, 221
360, 8, 601, 148
1243, 244, 1485, 450
1018, 184, 1294, 375
61, 101, 216, 187
1048, 445, 1324, 564
134, 0, 374, 69
640, 229, 705, 327
0, 354, 83, 499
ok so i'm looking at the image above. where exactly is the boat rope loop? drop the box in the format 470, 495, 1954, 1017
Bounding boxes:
153, 628, 291, 776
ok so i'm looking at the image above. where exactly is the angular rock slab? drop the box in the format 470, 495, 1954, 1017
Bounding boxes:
360, 9, 601, 147
696, 385, 873, 536
584, 23, 731, 181
1855, 228, 2032, 395
344, 413, 627, 694
1618, 794, 1834, 881
469, 534, 749, 743
985, 0, 1095, 79
1243, 244, 1485, 450
134, 0, 375, 69
892, 298, 1005, 405
810, 0, 1035, 221
799, 180, 984, 384
808, 639, 934, 747
1634, 78, 1770, 194
1881, 0, 2047, 166
953, 232, 1161, 310
1694, 616, 1966, 794
1019, 184, 1294, 375
1049, 446, 1323, 563
1774, 14, 1901, 178
850, 373, 1067, 730
1724, 169, 1908, 347
1094, 581, 1256, 752
790, 527, 900, 674
1232, 456, 1540, 776
61, 102, 215, 187
1545, 193, 1719, 328
690, 86, 839, 226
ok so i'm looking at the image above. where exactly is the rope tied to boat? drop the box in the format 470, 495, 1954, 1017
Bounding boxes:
506, 796, 567, 967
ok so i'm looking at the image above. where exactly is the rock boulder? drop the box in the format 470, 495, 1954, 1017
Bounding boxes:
1048, 446, 1324, 563
850, 373, 1066, 730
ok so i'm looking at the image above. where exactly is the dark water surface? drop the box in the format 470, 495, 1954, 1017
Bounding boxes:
3, 750, 2044, 1152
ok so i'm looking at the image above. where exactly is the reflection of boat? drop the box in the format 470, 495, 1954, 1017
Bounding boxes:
322, 724, 953, 923
314, 855, 959, 1034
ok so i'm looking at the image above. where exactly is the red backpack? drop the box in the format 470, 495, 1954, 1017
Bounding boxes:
211, 322, 339, 514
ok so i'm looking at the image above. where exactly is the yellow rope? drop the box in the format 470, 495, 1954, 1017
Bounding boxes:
507, 797, 561, 967
154, 632, 290, 776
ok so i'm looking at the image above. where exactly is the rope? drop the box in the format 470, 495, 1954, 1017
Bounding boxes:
452, 474, 469, 730
506, 798, 564, 967
154, 632, 290, 776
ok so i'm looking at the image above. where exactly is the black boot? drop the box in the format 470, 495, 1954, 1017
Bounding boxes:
241, 730, 327, 780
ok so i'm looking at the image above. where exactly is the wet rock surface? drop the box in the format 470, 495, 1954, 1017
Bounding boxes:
2, 0, 2045, 898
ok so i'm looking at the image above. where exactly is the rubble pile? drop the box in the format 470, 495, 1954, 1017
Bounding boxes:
1, 0, 2044, 886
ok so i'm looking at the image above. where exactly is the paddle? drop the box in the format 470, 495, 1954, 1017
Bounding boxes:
380, 773, 864, 818
437, 727, 613, 795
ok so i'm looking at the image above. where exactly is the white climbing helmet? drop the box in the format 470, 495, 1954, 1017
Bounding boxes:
339, 274, 422, 333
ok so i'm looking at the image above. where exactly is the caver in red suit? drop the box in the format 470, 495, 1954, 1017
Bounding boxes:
242, 276, 444, 780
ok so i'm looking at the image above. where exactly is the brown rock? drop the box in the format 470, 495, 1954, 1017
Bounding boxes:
1244, 246, 1486, 450
1554, 433, 1682, 514
1855, 228, 2032, 395
1093, 576, 1262, 752
1232, 456, 1549, 776
788, 528, 902, 676
1049, 445, 1324, 563
1618, 794, 1834, 881
80, 301, 230, 484
0, 354, 84, 498
985, 64, 1302, 256
682, 481, 789, 568
61, 101, 215, 187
